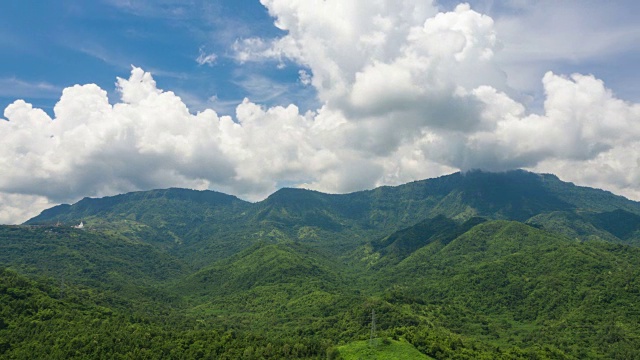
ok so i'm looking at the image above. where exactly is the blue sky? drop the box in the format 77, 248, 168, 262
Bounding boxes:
1, 0, 640, 224
0, 0, 315, 116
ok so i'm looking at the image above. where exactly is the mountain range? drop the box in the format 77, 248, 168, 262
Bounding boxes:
2, 169, 640, 359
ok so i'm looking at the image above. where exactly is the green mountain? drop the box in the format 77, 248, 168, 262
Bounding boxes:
28, 170, 640, 250
3, 169, 640, 358
0, 225, 187, 287
27, 188, 251, 257
175, 241, 361, 339
382, 221, 640, 359
182, 241, 342, 294
526, 208, 640, 245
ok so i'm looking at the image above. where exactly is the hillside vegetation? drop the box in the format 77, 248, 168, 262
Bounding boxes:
2, 170, 640, 358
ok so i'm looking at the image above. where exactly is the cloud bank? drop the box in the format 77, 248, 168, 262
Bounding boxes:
2, 1, 640, 223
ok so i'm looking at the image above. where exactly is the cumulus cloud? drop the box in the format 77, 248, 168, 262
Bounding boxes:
420, 72, 640, 171
238, 0, 640, 192
0, 193, 55, 225
1, 1, 640, 224
0, 67, 361, 223
1, 69, 235, 203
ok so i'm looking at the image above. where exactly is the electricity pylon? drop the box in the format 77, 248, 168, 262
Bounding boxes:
369, 309, 376, 346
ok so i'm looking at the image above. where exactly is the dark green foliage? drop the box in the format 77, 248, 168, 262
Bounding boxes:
4, 170, 640, 358
0, 268, 335, 359
434, 170, 574, 221
254, 188, 346, 230
385, 221, 640, 358
27, 188, 253, 261
526, 211, 619, 242
28, 188, 246, 225
588, 209, 640, 241
181, 242, 342, 294
372, 215, 486, 262
0, 226, 188, 289
528, 209, 640, 245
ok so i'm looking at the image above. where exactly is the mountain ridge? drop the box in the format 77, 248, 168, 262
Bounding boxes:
26, 169, 640, 250
29, 169, 640, 225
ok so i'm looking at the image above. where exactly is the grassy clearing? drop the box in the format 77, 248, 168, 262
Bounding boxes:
337, 338, 432, 360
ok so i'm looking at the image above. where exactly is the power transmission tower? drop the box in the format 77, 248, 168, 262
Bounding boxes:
369, 309, 376, 346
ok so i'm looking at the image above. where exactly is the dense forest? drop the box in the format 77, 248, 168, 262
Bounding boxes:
2, 170, 640, 359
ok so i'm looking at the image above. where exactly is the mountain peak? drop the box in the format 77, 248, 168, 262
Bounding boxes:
262, 187, 329, 204
26, 187, 247, 225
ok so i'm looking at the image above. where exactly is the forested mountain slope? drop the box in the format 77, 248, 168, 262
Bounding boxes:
26, 170, 640, 256
3, 170, 640, 358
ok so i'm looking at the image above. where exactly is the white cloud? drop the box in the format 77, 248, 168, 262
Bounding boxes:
196, 47, 217, 66
232, 37, 284, 64
0, 193, 54, 225
2, 1, 640, 224
0, 67, 344, 222
238, 0, 640, 196
2, 68, 233, 204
